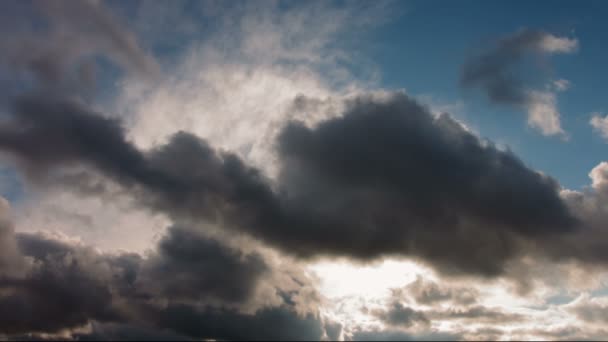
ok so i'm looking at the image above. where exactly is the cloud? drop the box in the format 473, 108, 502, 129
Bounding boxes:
0, 90, 586, 279
366, 275, 523, 337
139, 226, 269, 306
428, 305, 523, 323
351, 328, 460, 341
461, 29, 577, 136
0, 199, 323, 339
274, 92, 577, 274
516, 326, 608, 341
395, 276, 478, 306
0, 232, 128, 335
0, 198, 26, 278
539, 34, 579, 53
526, 90, 565, 137
69, 322, 193, 341
0, 95, 164, 188
590, 113, 608, 141
114, 0, 393, 179
155, 305, 323, 341
0, 4, 369, 337
553, 79, 571, 92
538, 162, 608, 270
372, 302, 429, 328
569, 296, 608, 325
0, 0, 158, 96
1, 2, 607, 339
38, 0, 159, 76
589, 162, 608, 194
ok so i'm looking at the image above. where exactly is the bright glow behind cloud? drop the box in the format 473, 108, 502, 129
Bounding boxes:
2, 1, 608, 341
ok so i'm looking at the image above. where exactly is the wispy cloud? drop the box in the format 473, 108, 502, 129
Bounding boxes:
461, 29, 577, 137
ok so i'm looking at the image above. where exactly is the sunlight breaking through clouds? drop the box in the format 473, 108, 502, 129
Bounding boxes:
2, 1, 608, 341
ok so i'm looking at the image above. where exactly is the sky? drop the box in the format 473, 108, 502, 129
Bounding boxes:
2, 0, 608, 340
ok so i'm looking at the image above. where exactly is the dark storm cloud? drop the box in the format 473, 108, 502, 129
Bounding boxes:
0, 233, 126, 335
0, 214, 317, 339
2, 229, 321, 340
71, 322, 193, 341
156, 305, 323, 341
0, 1, 325, 339
0, 91, 581, 277
141, 226, 269, 304
0, 0, 582, 280
460, 28, 575, 106
272, 93, 577, 275
0, 94, 175, 190
0, 3, 598, 338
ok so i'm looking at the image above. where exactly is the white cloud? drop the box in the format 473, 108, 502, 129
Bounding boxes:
553, 79, 571, 92
589, 161, 608, 194
526, 90, 566, 137
540, 34, 579, 54
525, 34, 576, 137
590, 112, 608, 141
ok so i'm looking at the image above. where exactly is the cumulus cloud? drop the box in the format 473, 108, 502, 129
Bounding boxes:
589, 162, 608, 194
275, 93, 578, 274
0, 90, 583, 278
461, 29, 577, 137
526, 90, 565, 136
0, 2, 332, 338
0, 200, 323, 340
139, 226, 270, 307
